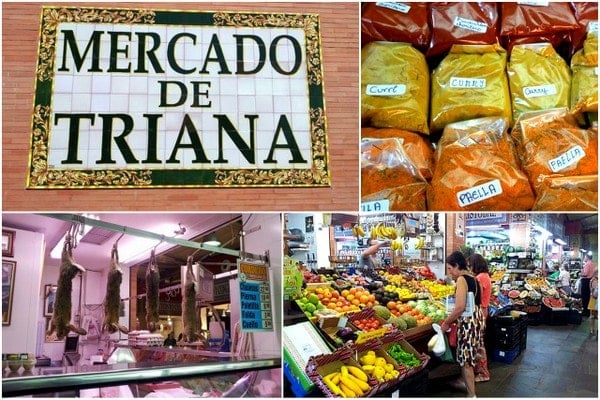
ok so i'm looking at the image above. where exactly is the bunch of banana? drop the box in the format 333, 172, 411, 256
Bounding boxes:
322, 365, 371, 397
414, 236, 426, 250
390, 239, 403, 251
352, 224, 366, 238
369, 224, 398, 240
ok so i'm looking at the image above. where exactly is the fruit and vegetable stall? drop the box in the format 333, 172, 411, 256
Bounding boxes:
283, 253, 454, 397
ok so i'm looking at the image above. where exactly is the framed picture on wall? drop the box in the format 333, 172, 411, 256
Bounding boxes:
44, 284, 58, 317
2, 260, 17, 325
2, 230, 15, 258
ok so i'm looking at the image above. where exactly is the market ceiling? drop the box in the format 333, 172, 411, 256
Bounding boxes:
564, 213, 598, 234
1, 213, 243, 272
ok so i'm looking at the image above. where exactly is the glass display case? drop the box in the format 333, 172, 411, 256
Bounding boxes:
2, 346, 281, 398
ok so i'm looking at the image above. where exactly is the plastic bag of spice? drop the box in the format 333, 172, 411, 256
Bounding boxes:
361, 41, 430, 134
570, 2, 598, 56
427, 117, 535, 211
361, 127, 434, 180
571, 34, 598, 119
427, 2, 499, 59
499, 2, 579, 55
361, 137, 428, 211
533, 175, 598, 211
507, 43, 571, 124
512, 108, 599, 193
430, 44, 511, 133
361, 2, 431, 52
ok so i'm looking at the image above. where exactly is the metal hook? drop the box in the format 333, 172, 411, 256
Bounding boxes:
153, 236, 165, 252
114, 232, 125, 249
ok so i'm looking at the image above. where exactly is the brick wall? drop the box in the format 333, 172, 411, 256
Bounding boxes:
446, 213, 467, 255
2, 2, 359, 211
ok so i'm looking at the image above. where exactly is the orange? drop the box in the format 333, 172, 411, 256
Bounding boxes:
346, 294, 355, 302
386, 301, 397, 310
360, 294, 370, 304
341, 289, 349, 298
352, 299, 361, 306
349, 287, 357, 295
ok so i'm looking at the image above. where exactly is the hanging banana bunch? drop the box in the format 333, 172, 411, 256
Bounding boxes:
367, 223, 399, 240
414, 236, 426, 250
390, 238, 403, 251
351, 224, 365, 238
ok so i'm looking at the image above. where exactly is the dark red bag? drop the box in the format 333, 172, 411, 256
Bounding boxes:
448, 322, 458, 347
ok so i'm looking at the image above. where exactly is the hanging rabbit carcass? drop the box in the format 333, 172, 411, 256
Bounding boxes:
182, 256, 200, 343
145, 249, 160, 332
102, 244, 129, 334
47, 234, 87, 340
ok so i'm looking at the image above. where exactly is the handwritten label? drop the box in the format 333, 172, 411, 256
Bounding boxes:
523, 84, 557, 98
454, 16, 488, 33
361, 200, 390, 213
517, 1, 549, 6
449, 77, 486, 89
457, 179, 503, 207
548, 145, 585, 172
376, 2, 411, 13
366, 84, 407, 96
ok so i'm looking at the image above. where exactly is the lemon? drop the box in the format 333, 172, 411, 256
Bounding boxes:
374, 357, 387, 368
360, 353, 376, 366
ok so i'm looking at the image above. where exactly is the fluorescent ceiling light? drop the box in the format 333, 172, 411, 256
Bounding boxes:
50, 214, 97, 258
554, 238, 567, 245
204, 233, 221, 247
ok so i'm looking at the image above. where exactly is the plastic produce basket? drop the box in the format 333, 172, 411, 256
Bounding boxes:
306, 347, 378, 397
348, 339, 405, 393
379, 332, 430, 378
346, 307, 391, 330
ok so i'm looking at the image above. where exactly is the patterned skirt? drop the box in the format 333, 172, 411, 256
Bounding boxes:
456, 306, 484, 367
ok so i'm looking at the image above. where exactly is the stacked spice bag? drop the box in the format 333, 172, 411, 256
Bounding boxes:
361, 2, 598, 211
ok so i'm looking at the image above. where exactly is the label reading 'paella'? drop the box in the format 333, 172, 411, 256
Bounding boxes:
548, 146, 585, 173
28, 7, 329, 188
457, 179, 503, 207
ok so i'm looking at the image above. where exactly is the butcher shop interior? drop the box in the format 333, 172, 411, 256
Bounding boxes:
1, 213, 282, 397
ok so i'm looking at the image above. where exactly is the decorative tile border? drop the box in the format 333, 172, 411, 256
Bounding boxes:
27, 7, 330, 188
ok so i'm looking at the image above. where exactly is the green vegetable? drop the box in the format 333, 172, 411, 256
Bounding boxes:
387, 344, 421, 368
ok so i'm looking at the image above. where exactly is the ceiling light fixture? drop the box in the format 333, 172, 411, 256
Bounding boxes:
50, 214, 98, 259
204, 233, 221, 247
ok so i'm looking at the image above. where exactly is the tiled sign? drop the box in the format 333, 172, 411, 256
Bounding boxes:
28, 7, 330, 188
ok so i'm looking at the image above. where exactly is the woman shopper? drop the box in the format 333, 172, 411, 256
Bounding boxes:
441, 251, 484, 398
468, 253, 491, 383
581, 254, 596, 317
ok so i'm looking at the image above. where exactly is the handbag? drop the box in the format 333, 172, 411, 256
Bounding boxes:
448, 322, 458, 347
441, 332, 455, 363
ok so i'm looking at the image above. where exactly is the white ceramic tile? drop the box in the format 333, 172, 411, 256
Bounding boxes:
41, 19, 322, 178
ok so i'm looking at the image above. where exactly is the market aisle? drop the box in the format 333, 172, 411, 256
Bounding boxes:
427, 320, 598, 397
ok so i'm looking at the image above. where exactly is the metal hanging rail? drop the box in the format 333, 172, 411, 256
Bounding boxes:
39, 213, 242, 257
